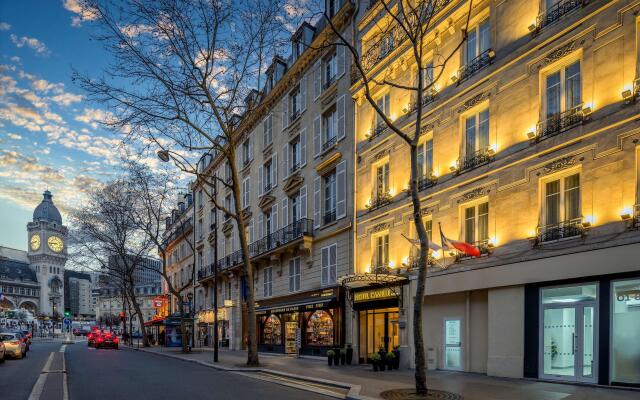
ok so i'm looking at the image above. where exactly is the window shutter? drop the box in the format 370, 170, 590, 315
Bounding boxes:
321, 247, 328, 286
314, 176, 321, 229
257, 214, 263, 240
313, 116, 321, 158
313, 61, 321, 100
336, 160, 346, 219
262, 119, 268, 149
300, 185, 307, 219
272, 152, 278, 188
249, 218, 254, 243
330, 245, 337, 284
282, 198, 289, 227
283, 144, 289, 181
248, 137, 253, 161
337, 94, 345, 140
300, 75, 307, 112
300, 128, 307, 167
271, 204, 278, 232
258, 165, 263, 196
337, 44, 345, 78
289, 259, 294, 292
283, 98, 289, 130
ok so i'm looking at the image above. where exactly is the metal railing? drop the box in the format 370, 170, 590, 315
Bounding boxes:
323, 210, 337, 225
459, 148, 493, 172
417, 174, 437, 191
536, 218, 585, 243
323, 75, 336, 91
536, 104, 584, 139
535, 0, 582, 32
366, 191, 392, 212
457, 49, 494, 84
290, 110, 301, 123
322, 136, 338, 152
634, 205, 640, 229
368, 123, 387, 142
249, 218, 314, 257
406, 90, 437, 114
289, 162, 301, 174
455, 239, 491, 261
262, 182, 272, 194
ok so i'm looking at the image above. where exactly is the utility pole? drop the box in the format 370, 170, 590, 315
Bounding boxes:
213, 176, 219, 363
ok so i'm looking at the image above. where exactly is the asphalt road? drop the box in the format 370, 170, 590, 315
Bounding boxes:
1, 338, 330, 400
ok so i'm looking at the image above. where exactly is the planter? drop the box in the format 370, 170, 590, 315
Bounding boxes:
346, 346, 353, 365
328, 357, 333, 366
379, 361, 386, 371
373, 361, 379, 372
392, 349, 400, 370
333, 351, 340, 366
340, 353, 346, 365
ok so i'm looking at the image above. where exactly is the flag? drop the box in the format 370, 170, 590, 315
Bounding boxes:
401, 233, 441, 252
439, 223, 481, 257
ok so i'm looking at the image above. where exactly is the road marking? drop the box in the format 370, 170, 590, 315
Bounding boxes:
59, 344, 66, 353
27, 352, 54, 400
62, 352, 69, 400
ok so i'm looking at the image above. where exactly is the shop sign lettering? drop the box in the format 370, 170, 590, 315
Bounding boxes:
354, 288, 396, 303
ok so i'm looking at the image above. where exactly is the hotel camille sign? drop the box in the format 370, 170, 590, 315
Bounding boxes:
354, 287, 397, 303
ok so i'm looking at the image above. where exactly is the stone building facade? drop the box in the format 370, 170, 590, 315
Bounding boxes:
351, 0, 640, 387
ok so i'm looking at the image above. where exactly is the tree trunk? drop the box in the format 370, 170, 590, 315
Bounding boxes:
179, 301, 189, 353
128, 285, 149, 347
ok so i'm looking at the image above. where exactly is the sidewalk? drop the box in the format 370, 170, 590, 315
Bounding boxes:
131, 346, 638, 400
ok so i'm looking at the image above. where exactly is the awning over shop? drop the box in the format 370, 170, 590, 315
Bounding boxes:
255, 287, 342, 315
338, 272, 409, 290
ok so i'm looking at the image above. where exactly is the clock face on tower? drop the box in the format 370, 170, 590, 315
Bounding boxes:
30, 234, 40, 251
47, 235, 64, 253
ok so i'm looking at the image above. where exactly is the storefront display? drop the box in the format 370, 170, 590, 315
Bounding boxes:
306, 310, 333, 345
611, 279, 640, 385
263, 314, 282, 345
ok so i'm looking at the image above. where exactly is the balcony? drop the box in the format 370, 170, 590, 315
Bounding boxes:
289, 162, 301, 175
367, 123, 386, 142
262, 182, 273, 194
536, 105, 585, 139
536, 218, 586, 244
454, 240, 492, 262
289, 109, 301, 124
323, 75, 336, 91
417, 174, 437, 191
366, 191, 392, 212
323, 210, 337, 225
458, 148, 494, 173
249, 218, 314, 259
406, 90, 437, 115
322, 136, 338, 152
534, 0, 582, 33
456, 49, 495, 84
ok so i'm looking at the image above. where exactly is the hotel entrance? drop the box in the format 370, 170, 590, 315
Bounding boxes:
358, 307, 399, 362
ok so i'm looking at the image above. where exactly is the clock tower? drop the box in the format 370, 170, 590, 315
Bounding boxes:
27, 190, 68, 318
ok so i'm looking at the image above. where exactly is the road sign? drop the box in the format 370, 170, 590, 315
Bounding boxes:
63, 318, 72, 326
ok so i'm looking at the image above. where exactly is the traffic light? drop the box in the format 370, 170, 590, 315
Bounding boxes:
119, 312, 125, 322
64, 310, 71, 318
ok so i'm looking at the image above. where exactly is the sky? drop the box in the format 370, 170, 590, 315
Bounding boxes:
0, 1, 140, 251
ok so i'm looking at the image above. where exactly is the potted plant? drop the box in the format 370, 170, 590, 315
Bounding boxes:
345, 344, 353, 365
386, 351, 396, 370
327, 350, 335, 366
392, 346, 400, 370
340, 348, 346, 365
371, 352, 381, 371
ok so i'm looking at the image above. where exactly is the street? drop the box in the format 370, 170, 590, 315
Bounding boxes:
0, 339, 330, 400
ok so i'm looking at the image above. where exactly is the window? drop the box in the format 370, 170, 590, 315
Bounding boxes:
224, 195, 232, 221
466, 20, 491, 63
464, 108, 490, 159
242, 138, 252, 165
374, 233, 389, 268
324, 171, 337, 223
263, 159, 273, 192
263, 314, 281, 344
327, 0, 338, 18
198, 190, 203, 208
225, 161, 232, 183
263, 267, 273, 297
375, 162, 390, 198
463, 202, 489, 244
242, 177, 251, 209
417, 138, 433, 178
294, 38, 304, 59
290, 85, 301, 118
375, 93, 390, 128
322, 107, 337, 149
306, 310, 334, 346
321, 244, 337, 286
324, 52, 337, 88
545, 61, 581, 118
424, 61, 434, 88
198, 219, 203, 240
290, 192, 300, 223
543, 173, 580, 226
290, 136, 301, 172
264, 210, 273, 236
262, 114, 273, 148
288, 257, 301, 292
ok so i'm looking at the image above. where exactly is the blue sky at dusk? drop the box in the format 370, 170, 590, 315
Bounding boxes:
0, 1, 150, 251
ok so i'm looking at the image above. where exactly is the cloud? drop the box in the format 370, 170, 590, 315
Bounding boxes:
0, 22, 10, 31
10, 34, 50, 56
75, 108, 113, 129
51, 92, 83, 106
32, 79, 65, 93
7, 133, 22, 140
63, 0, 99, 27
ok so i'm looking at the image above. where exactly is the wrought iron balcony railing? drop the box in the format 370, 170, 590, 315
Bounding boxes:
323, 75, 336, 91
536, 218, 585, 243
249, 218, 314, 257
454, 239, 492, 261
456, 49, 495, 84
535, 0, 582, 32
322, 136, 338, 152
289, 162, 301, 174
536, 104, 584, 139
290, 109, 301, 123
366, 191, 392, 212
458, 148, 494, 172
406, 90, 437, 114
367, 123, 387, 142
262, 182, 273, 194
634, 204, 640, 229
417, 173, 437, 191
323, 210, 337, 225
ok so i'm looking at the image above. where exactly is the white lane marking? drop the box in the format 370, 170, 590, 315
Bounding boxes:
27, 352, 54, 400
59, 344, 66, 353
62, 352, 69, 400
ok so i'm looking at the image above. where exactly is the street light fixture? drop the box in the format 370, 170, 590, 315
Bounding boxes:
157, 149, 171, 162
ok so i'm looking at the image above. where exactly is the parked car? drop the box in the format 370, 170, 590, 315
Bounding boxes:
0, 341, 5, 362
94, 331, 119, 350
21, 330, 32, 346
0, 333, 26, 359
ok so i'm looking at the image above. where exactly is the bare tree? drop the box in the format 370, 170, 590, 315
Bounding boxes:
74, 0, 300, 367
124, 161, 197, 353
319, 0, 473, 394
71, 180, 156, 347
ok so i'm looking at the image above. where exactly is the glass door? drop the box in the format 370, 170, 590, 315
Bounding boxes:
443, 318, 462, 370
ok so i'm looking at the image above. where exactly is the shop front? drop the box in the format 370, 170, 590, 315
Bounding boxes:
197, 306, 231, 348
256, 287, 343, 356
524, 272, 640, 387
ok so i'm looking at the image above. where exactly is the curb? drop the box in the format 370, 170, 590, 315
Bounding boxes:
125, 346, 374, 399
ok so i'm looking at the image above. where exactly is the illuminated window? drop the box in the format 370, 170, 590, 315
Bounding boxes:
417, 138, 433, 178
306, 310, 334, 346
466, 20, 491, 63
543, 173, 580, 226
544, 60, 581, 118
463, 202, 489, 244
464, 108, 490, 159
263, 314, 281, 344
375, 93, 390, 128
375, 162, 390, 197
373, 233, 389, 268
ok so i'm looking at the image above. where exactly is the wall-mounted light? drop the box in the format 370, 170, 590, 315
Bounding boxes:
528, 24, 537, 32
620, 206, 633, 220
582, 106, 593, 117
449, 164, 457, 172
389, 188, 396, 196
622, 89, 634, 104
487, 145, 497, 156
388, 260, 396, 268
488, 49, 496, 59
432, 250, 441, 259
582, 215, 594, 228
527, 130, 537, 139
451, 74, 459, 83
488, 236, 497, 247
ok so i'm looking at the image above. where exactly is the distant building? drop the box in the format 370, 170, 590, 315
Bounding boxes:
64, 270, 94, 319
107, 254, 161, 285
94, 282, 162, 332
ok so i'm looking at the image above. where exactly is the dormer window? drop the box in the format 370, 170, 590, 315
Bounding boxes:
294, 38, 304, 59
327, 0, 339, 18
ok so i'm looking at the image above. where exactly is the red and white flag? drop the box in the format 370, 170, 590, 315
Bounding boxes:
439, 223, 481, 258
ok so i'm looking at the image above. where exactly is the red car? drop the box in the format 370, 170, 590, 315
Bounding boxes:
87, 330, 99, 347
94, 332, 119, 349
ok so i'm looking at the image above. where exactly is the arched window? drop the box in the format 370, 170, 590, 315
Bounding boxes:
263, 314, 282, 345
306, 310, 334, 346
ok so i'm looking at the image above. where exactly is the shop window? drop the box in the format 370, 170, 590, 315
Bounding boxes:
306, 310, 334, 346
263, 314, 282, 345
612, 279, 640, 384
